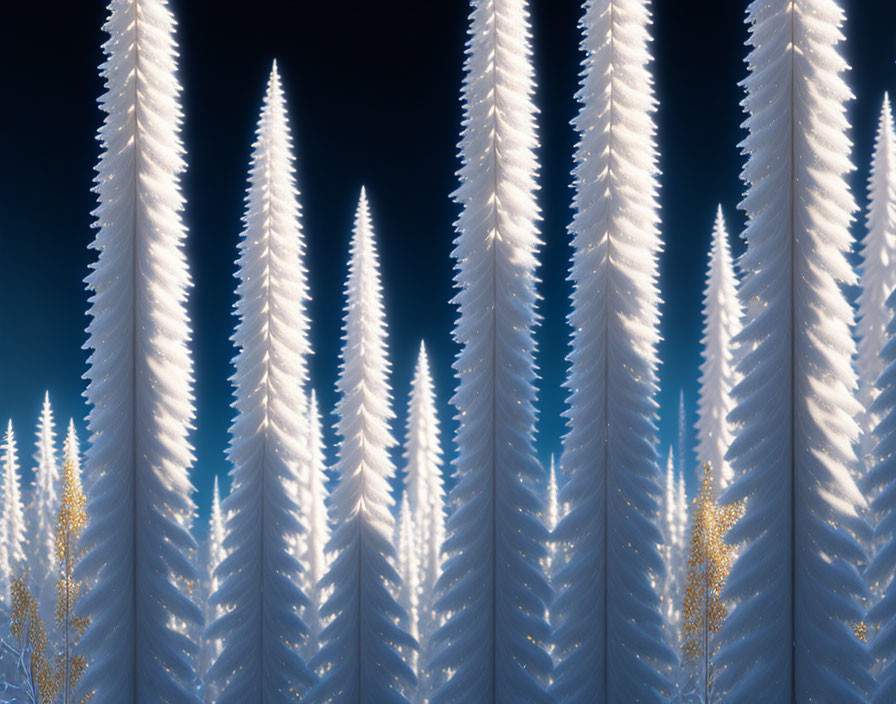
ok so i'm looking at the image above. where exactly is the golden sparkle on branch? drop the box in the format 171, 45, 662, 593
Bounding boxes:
8, 453, 91, 704
681, 462, 743, 702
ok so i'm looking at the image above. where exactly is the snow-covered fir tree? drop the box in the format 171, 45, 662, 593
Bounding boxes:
301, 389, 331, 663
716, 2, 872, 701
28, 392, 59, 623
198, 476, 226, 703
401, 342, 444, 701
857, 95, 896, 526
868, 287, 896, 702
77, 0, 202, 699
430, 1, 552, 701
1, 421, 26, 596
207, 64, 315, 702
551, 1, 673, 701
696, 208, 742, 497
306, 189, 415, 703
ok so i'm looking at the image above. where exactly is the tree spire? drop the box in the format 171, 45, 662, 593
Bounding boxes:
307, 190, 415, 703
696, 208, 742, 497
207, 63, 316, 701
29, 391, 59, 608
1, 421, 26, 597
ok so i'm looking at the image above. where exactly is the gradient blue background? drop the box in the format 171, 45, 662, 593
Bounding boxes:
1, 1, 895, 526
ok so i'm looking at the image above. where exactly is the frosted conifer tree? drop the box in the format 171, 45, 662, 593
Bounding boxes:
868, 288, 896, 702
28, 391, 59, 609
206, 65, 315, 702
857, 96, 896, 508
197, 477, 226, 703
1, 421, 26, 595
551, 1, 672, 701
301, 389, 331, 660
402, 341, 444, 701
430, 1, 552, 701
696, 208, 742, 497
716, 2, 872, 701
77, 0, 202, 699
306, 190, 415, 704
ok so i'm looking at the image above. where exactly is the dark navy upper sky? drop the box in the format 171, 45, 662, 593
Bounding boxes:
1, 1, 895, 524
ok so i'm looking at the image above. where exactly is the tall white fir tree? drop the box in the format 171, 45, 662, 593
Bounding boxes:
430, 1, 552, 701
401, 342, 445, 702
1, 421, 26, 598
551, 1, 673, 701
77, 0, 202, 699
206, 64, 315, 702
696, 208, 742, 497
28, 391, 59, 622
306, 189, 415, 704
867, 287, 896, 702
856, 95, 896, 555
301, 389, 331, 663
716, 2, 872, 702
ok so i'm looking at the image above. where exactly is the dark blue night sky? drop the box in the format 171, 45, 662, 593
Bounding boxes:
1, 1, 895, 525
